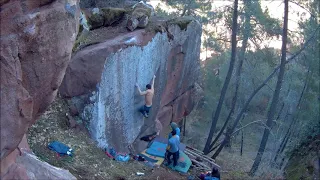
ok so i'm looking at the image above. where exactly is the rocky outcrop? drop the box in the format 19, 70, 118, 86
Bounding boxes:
5, 149, 76, 180
81, 7, 127, 31
0, 0, 79, 179
126, 1, 155, 31
80, 0, 139, 8
60, 16, 202, 152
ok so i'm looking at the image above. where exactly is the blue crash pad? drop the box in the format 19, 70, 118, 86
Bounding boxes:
48, 141, 73, 156
168, 151, 192, 173
146, 141, 167, 158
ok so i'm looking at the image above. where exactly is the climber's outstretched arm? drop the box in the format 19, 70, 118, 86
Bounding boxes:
151, 75, 156, 90
135, 83, 147, 96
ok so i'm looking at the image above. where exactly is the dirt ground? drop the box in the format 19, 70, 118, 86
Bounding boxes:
27, 95, 284, 179
27, 97, 199, 180
183, 107, 285, 180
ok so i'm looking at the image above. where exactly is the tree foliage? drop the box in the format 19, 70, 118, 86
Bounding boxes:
156, 0, 319, 177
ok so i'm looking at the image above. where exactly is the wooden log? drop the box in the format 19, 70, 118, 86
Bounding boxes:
190, 158, 209, 167
185, 150, 221, 169
193, 165, 210, 171
189, 151, 216, 162
185, 149, 216, 163
185, 149, 215, 163
184, 150, 196, 158
185, 149, 220, 168
185, 146, 219, 167
186, 146, 204, 155
194, 167, 211, 171
190, 159, 211, 170
185, 147, 215, 162
185, 150, 210, 165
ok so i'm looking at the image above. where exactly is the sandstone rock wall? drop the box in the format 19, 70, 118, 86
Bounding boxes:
80, 0, 139, 8
60, 17, 202, 152
0, 0, 79, 178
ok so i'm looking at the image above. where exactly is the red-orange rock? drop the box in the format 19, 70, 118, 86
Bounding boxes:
0, 0, 79, 178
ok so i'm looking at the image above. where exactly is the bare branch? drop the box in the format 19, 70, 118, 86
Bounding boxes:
289, 0, 316, 18
231, 120, 274, 136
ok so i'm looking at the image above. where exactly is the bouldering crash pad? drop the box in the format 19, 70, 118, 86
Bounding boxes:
168, 151, 191, 173
48, 141, 73, 156
146, 141, 167, 158
105, 147, 130, 162
139, 149, 165, 166
145, 137, 187, 158
153, 136, 186, 152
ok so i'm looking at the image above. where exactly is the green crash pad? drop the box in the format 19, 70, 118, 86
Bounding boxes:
168, 151, 191, 173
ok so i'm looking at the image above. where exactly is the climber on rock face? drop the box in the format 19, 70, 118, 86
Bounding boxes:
135, 75, 156, 118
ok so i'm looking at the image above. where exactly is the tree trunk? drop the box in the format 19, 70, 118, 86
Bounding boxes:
273, 67, 310, 164
275, 103, 285, 121
279, 130, 291, 155
207, 0, 252, 152
212, 114, 245, 158
180, 0, 191, 17
181, 6, 187, 17
273, 127, 291, 165
212, 134, 229, 158
209, 21, 319, 160
203, 0, 239, 154
205, 39, 208, 60
249, 0, 289, 175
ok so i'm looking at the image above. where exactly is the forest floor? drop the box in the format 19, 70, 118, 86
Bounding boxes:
183, 109, 285, 179
27, 96, 286, 180
27, 97, 199, 180
284, 135, 320, 180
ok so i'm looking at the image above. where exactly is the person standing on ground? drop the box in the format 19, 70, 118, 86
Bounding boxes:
165, 129, 180, 168
135, 75, 156, 118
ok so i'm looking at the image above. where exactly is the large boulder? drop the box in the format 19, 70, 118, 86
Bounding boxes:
2, 146, 76, 180
59, 16, 202, 152
126, 1, 155, 31
81, 7, 127, 31
80, 0, 139, 8
0, 0, 79, 178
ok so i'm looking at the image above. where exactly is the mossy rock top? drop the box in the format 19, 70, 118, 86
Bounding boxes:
132, 7, 152, 18
145, 16, 196, 34
73, 15, 196, 52
84, 7, 127, 30
100, 8, 127, 25
166, 16, 195, 31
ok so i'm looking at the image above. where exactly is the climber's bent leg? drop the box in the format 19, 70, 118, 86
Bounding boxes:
140, 105, 151, 118
144, 105, 151, 117
139, 106, 146, 117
